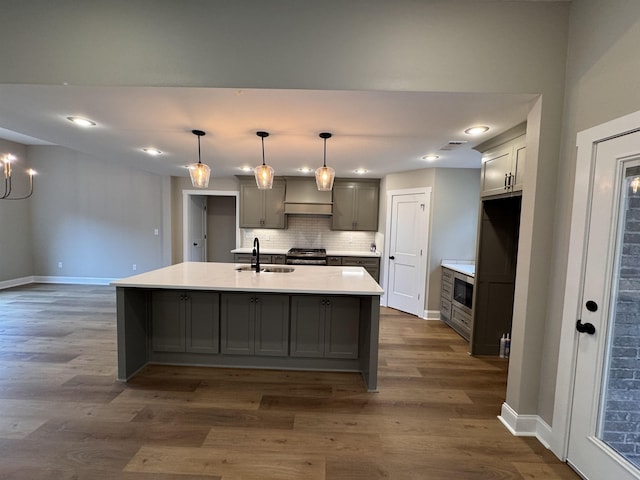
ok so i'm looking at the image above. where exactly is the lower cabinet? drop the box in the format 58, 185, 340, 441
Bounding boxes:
151, 291, 220, 354
290, 296, 360, 359
220, 293, 290, 356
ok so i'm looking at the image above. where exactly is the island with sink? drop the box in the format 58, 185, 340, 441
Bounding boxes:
112, 261, 384, 391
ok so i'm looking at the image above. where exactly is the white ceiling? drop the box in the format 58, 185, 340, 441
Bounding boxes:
0, 85, 537, 179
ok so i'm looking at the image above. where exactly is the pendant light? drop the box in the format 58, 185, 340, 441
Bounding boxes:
254, 131, 274, 190
188, 129, 210, 188
315, 132, 335, 191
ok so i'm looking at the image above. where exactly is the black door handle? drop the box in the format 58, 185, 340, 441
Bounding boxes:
576, 320, 596, 335
389, 256, 395, 260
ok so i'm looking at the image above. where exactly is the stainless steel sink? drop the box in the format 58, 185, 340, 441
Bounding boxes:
235, 266, 295, 273
235, 266, 264, 272
262, 267, 295, 273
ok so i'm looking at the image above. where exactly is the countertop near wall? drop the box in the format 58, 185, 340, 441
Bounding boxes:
441, 260, 475, 277
231, 248, 382, 258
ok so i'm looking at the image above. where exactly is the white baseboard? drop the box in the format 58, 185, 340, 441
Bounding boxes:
498, 402, 552, 449
34, 276, 117, 286
0, 276, 35, 290
1, 276, 117, 289
424, 309, 442, 320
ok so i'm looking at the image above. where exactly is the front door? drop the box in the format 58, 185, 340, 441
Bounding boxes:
568, 130, 640, 479
386, 190, 430, 316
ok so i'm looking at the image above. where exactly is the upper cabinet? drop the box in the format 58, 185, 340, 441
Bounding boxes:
475, 123, 527, 199
331, 179, 380, 231
239, 178, 286, 229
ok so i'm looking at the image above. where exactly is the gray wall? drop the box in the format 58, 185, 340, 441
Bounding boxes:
379, 167, 480, 314
0, 139, 33, 282
429, 168, 481, 311
29, 146, 166, 278
0, 0, 573, 436
537, 1, 640, 425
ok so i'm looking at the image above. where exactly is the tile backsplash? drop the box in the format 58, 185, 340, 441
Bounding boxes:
241, 215, 376, 251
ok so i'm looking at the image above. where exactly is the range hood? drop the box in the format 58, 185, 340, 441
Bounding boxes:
284, 177, 333, 215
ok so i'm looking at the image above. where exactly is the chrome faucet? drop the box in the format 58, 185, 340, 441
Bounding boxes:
252, 237, 260, 272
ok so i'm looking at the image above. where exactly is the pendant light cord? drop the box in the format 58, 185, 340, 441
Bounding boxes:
197, 135, 202, 165
261, 136, 266, 166
323, 137, 327, 167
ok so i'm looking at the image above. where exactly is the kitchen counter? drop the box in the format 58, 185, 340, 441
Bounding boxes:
441, 261, 475, 277
113, 262, 383, 295
231, 247, 382, 258
112, 262, 382, 391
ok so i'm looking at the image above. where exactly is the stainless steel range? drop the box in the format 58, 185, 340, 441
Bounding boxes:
286, 248, 327, 265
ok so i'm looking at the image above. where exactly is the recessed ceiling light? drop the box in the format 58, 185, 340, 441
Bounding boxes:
353, 168, 368, 175
66, 116, 96, 127
298, 167, 314, 174
464, 125, 489, 136
142, 148, 162, 156
421, 154, 439, 161
240, 166, 253, 172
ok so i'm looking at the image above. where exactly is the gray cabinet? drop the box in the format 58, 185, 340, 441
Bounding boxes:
151, 291, 219, 354
476, 124, 526, 198
290, 296, 360, 359
332, 180, 379, 231
239, 178, 286, 229
440, 267, 453, 322
234, 253, 286, 264
341, 257, 380, 282
220, 293, 289, 356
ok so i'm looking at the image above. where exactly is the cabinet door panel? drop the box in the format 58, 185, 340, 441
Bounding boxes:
354, 183, 379, 231
255, 295, 289, 357
187, 292, 220, 354
331, 183, 356, 230
480, 147, 512, 197
325, 297, 360, 359
220, 293, 255, 355
290, 296, 325, 357
151, 291, 186, 352
240, 184, 264, 228
511, 137, 526, 192
262, 181, 286, 229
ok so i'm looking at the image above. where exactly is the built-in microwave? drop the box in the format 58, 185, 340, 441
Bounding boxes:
452, 272, 474, 314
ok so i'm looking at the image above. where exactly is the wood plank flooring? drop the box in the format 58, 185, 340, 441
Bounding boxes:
0, 283, 580, 479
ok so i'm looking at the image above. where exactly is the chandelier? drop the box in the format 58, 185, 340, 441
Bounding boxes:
1, 153, 35, 200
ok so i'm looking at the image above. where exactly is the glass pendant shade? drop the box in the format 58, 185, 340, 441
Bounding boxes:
189, 129, 210, 188
315, 165, 335, 191
254, 131, 274, 190
189, 162, 211, 188
254, 164, 274, 190
316, 132, 335, 191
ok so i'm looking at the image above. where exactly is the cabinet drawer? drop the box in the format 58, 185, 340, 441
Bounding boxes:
440, 297, 451, 320
234, 254, 254, 263
441, 281, 453, 300
341, 257, 379, 268
442, 268, 454, 283
451, 305, 472, 328
272, 255, 286, 264
327, 256, 342, 266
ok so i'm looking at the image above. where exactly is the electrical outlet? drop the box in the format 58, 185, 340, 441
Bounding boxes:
154, 228, 159, 236
265, 234, 270, 241
58, 262, 63, 269
132, 264, 137, 271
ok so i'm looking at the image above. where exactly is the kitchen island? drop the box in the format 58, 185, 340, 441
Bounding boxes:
112, 262, 384, 391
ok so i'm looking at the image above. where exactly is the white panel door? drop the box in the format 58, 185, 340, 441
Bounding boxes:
568, 130, 640, 480
387, 192, 429, 316
189, 195, 207, 262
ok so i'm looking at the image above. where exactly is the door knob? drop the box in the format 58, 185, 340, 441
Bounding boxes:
586, 300, 598, 312
576, 320, 596, 335
389, 256, 395, 260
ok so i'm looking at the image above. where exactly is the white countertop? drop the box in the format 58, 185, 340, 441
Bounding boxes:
231, 248, 381, 258
112, 262, 384, 296
441, 261, 475, 277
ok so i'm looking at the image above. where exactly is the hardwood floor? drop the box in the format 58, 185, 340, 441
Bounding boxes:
0, 284, 579, 479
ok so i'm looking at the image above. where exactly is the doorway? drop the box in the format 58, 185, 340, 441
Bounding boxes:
182, 190, 240, 262
554, 111, 640, 480
383, 188, 430, 317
